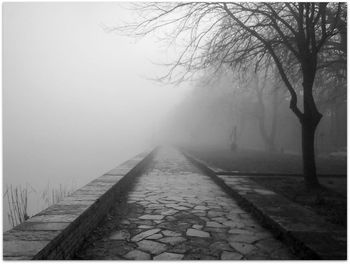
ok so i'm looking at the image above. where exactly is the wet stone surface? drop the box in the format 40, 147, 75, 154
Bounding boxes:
74, 147, 297, 260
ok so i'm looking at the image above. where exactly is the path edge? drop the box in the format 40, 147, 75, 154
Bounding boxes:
181, 149, 346, 260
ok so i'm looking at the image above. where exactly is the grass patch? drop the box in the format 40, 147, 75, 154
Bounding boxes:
187, 147, 346, 175
251, 176, 347, 228
4, 183, 76, 228
187, 146, 346, 228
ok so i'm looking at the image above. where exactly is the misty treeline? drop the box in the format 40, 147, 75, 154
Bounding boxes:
164, 65, 346, 154
116, 2, 346, 188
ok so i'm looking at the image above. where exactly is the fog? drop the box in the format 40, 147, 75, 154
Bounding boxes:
3, 2, 346, 232
162, 67, 346, 156
3, 3, 190, 229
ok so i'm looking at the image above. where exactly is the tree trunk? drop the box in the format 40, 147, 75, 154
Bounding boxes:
301, 68, 322, 189
301, 120, 320, 188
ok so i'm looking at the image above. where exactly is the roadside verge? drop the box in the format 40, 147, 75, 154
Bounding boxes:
182, 150, 346, 260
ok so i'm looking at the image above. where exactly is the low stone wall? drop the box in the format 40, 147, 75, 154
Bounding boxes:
3, 149, 157, 260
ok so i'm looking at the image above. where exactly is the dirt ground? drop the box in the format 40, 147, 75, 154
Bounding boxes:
251, 176, 346, 228
187, 147, 346, 229
187, 147, 346, 175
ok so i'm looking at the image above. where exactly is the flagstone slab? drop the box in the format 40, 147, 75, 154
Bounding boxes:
221, 251, 244, 260
194, 205, 209, 210
124, 249, 151, 260
154, 252, 184, 260
131, 229, 161, 242
166, 204, 189, 210
138, 214, 164, 220
147, 234, 163, 240
161, 209, 178, 215
162, 230, 182, 237
159, 236, 187, 246
138, 225, 153, 229
137, 240, 167, 255
186, 229, 210, 238
192, 224, 203, 230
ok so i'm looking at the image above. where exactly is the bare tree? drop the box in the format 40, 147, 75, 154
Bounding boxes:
215, 3, 346, 188
225, 65, 284, 153
117, 2, 346, 188
251, 69, 283, 153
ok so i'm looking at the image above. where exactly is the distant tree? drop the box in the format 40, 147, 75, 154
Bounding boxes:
222, 65, 284, 153
251, 68, 283, 153
117, 2, 347, 188
314, 49, 346, 153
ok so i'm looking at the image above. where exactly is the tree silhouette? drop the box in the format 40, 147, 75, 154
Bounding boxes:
117, 2, 346, 188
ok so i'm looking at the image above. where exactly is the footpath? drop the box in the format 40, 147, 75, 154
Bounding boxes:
75, 147, 296, 260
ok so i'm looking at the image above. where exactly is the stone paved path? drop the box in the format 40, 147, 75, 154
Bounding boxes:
75, 147, 297, 260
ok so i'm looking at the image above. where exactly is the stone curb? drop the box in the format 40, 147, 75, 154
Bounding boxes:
3, 148, 158, 260
182, 150, 347, 260
216, 171, 346, 178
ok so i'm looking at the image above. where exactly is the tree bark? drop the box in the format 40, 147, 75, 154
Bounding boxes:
301, 69, 322, 188
301, 120, 320, 188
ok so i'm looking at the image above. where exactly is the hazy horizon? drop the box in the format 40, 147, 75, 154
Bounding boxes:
3, 2, 191, 189
3, 3, 192, 230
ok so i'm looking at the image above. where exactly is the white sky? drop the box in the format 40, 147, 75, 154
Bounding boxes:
3, 2, 190, 190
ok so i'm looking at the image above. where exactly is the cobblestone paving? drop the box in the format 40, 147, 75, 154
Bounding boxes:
76, 148, 297, 260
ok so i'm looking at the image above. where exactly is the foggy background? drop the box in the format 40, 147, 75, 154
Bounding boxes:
3, 2, 346, 231
3, 2, 190, 230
